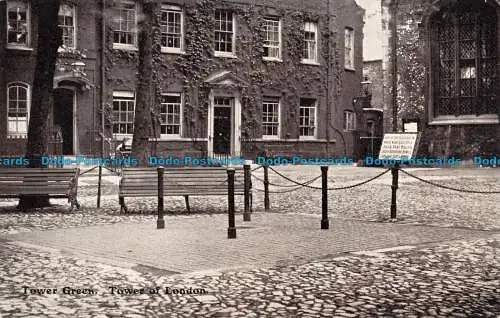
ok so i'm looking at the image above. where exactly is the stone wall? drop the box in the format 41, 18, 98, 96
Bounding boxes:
379, 0, 500, 158
363, 59, 385, 110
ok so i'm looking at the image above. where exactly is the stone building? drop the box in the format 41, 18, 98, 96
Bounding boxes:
0, 0, 365, 159
376, 0, 499, 157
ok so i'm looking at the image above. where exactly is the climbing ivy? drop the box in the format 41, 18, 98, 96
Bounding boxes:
104, 0, 344, 153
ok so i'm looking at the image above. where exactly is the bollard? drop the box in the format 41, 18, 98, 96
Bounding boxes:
157, 166, 165, 229
321, 166, 329, 229
263, 165, 270, 211
390, 163, 399, 220
97, 165, 102, 208
227, 168, 237, 238
243, 164, 251, 221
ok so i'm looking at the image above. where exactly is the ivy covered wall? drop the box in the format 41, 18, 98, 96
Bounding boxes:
104, 0, 364, 158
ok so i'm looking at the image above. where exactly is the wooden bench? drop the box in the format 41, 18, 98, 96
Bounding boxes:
0, 168, 80, 210
119, 167, 250, 213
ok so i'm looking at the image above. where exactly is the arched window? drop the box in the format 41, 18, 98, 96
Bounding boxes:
7, 82, 30, 137
431, 1, 497, 121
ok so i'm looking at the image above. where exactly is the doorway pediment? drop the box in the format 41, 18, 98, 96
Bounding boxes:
54, 73, 94, 91
204, 71, 248, 88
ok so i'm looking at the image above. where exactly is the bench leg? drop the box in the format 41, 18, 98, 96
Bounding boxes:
184, 195, 191, 213
119, 197, 128, 214
68, 196, 80, 212
18, 198, 27, 212
70, 200, 81, 211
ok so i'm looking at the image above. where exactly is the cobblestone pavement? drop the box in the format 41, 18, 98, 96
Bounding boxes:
3, 213, 496, 273
0, 166, 499, 317
0, 234, 498, 317
0, 166, 498, 235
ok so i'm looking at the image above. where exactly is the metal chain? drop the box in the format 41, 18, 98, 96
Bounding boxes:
78, 166, 98, 176
251, 173, 322, 188
399, 169, 500, 194
327, 169, 392, 190
268, 166, 391, 190
251, 165, 263, 172
102, 166, 121, 176
267, 167, 326, 189
252, 186, 306, 194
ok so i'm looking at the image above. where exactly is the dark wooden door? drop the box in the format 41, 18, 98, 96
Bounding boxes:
53, 89, 74, 155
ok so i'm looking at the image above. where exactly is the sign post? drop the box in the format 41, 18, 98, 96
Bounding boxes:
378, 133, 420, 221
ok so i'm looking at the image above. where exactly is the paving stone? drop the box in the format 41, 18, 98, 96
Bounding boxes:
0, 167, 499, 316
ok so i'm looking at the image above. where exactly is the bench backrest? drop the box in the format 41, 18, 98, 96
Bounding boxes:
120, 167, 246, 196
0, 168, 79, 196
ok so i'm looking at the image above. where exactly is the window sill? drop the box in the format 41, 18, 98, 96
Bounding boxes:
113, 134, 133, 140
254, 138, 334, 143
160, 48, 185, 55
429, 115, 499, 125
299, 136, 318, 141
263, 57, 282, 62
6, 46, 33, 51
214, 52, 237, 58
301, 60, 320, 66
344, 67, 356, 72
148, 137, 208, 142
262, 135, 280, 140
57, 46, 76, 52
159, 135, 182, 140
112, 44, 138, 51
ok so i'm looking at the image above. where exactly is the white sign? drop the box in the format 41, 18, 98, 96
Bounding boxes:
378, 133, 420, 160
403, 122, 418, 133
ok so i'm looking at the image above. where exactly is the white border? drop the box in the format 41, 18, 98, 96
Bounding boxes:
262, 97, 280, 140
112, 0, 138, 50
298, 99, 318, 140
207, 90, 241, 156
344, 27, 355, 71
263, 17, 282, 62
301, 21, 318, 65
6, 81, 30, 138
159, 93, 183, 139
160, 4, 184, 54
6, 0, 31, 49
214, 10, 237, 57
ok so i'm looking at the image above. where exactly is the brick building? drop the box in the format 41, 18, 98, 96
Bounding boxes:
375, 0, 499, 157
0, 0, 365, 159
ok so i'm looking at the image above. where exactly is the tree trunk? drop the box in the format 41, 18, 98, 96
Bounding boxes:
131, 0, 159, 166
19, 0, 62, 210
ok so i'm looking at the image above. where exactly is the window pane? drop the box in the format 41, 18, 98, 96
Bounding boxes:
215, 10, 233, 53
160, 94, 182, 135
113, 2, 136, 45
112, 92, 135, 134
264, 19, 280, 58
8, 86, 17, 100
434, 5, 497, 116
